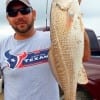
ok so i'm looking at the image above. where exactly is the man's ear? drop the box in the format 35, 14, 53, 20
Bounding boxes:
32, 10, 36, 20
6, 15, 8, 20
6, 15, 10, 25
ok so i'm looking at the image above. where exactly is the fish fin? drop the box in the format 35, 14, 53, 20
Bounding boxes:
48, 49, 60, 83
78, 66, 88, 84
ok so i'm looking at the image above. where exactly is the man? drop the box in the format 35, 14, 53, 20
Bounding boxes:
0, 0, 59, 100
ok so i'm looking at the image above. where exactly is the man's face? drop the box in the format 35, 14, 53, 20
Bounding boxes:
7, 2, 36, 34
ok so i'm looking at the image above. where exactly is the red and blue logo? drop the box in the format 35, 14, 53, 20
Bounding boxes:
5, 49, 49, 69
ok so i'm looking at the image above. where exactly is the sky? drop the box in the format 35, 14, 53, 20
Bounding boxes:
80, 0, 100, 36
0, 0, 100, 39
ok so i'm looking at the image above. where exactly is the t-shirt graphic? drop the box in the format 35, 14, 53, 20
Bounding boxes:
5, 49, 49, 69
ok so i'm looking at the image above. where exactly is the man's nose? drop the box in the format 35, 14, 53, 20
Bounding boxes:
16, 11, 23, 17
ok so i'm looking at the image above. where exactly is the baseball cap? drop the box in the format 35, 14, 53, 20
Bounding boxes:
6, 0, 32, 10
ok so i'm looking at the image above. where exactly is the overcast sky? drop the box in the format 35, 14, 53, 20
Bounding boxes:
0, 0, 100, 37
80, 0, 100, 36
80, 0, 100, 17
0, 0, 51, 26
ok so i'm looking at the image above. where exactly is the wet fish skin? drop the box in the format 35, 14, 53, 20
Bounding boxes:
49, 0, 88, 100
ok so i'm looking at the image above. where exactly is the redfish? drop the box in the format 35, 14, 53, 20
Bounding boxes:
49, 0, 88, 99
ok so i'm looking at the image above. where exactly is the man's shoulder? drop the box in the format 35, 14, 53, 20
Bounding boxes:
0, 35, 12, 46
37, 30, 50, 34
36, 30, 50, 38
36, 30, 51, 45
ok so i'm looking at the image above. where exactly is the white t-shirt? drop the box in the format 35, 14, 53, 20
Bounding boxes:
0, 31, 59, 100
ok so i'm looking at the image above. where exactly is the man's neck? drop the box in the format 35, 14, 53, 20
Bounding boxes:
14, 28, 36, 40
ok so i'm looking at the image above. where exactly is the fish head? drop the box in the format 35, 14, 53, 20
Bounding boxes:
53, 0, 81, 16
53, 0, 73, 11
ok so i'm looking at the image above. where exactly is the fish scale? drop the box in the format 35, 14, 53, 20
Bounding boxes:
49, 0, 88, 100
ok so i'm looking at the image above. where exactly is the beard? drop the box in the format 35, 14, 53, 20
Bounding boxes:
12, 19, 34, 34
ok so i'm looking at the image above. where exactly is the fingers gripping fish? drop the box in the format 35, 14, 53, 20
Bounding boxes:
49, 0, 88, 100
